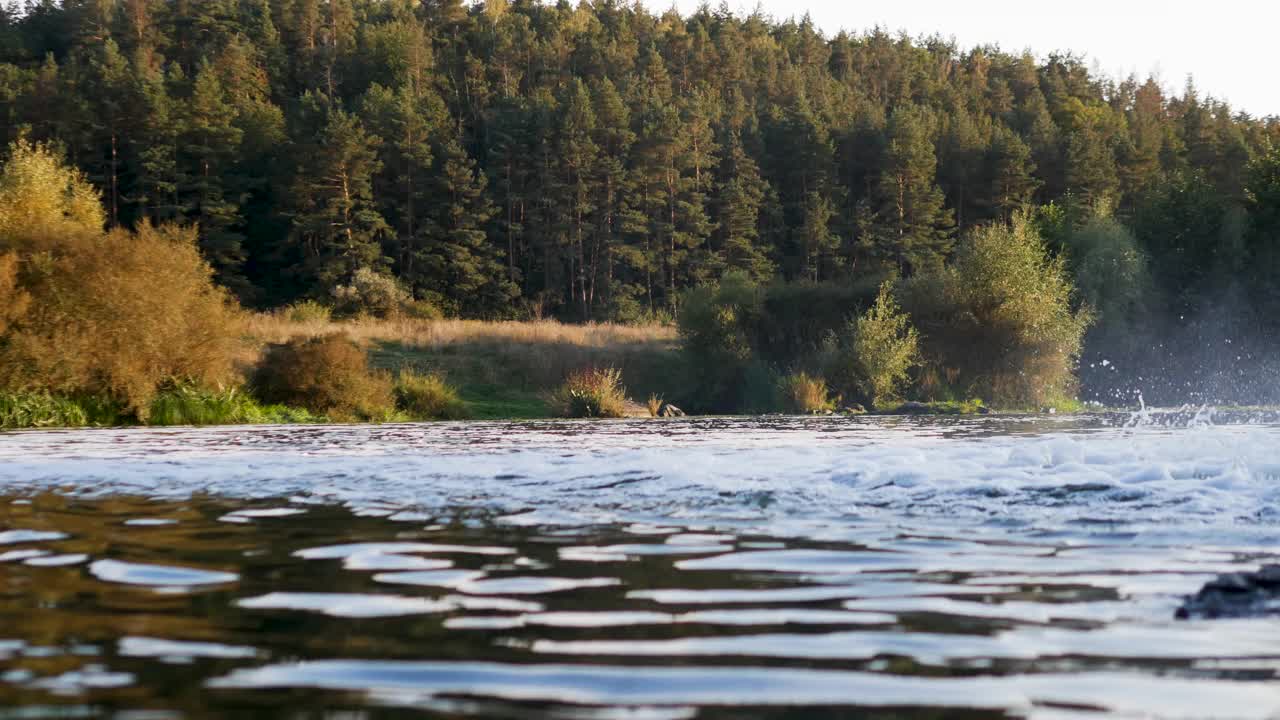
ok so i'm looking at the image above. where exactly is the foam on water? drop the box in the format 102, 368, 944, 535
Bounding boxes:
1, 417, 1278, 544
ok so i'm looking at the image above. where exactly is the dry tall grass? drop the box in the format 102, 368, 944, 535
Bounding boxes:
246, 314, 681, 400
246, 314, 676, 350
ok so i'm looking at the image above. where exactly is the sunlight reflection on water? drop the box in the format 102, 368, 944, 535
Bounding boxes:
1, 415, 1279, 718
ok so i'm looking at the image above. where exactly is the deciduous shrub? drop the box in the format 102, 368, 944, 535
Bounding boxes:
0, 253, 28, 335
829, 282, 920, 409
285, 300, 333, 324
331, 267, 411, 318
551, 367, 626, 418
0, 141, 245, 421
403, 299, 444, 321
0, 223, 244, 420
777, 372, 835, 414
252, 334, 395, 421
903, 213, 1091, 408
0, 137, 104, 255
394, 370, 470, 420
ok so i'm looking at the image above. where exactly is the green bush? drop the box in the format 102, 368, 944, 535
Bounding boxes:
394, 370, 470, 420
252, 334, 396, 421
777, 372, 835, 414
551, 367, 627, 418
830, 282, 920, 409
677, 271, 762, 412
903, 213, 1091, 408
285, 300, 333, 324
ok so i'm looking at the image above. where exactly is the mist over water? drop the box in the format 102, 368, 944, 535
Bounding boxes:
3, 415, 1280, 718
1079, 286, 1280, 407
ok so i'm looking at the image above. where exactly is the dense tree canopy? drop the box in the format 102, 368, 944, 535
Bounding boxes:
0, 0, 1278, 402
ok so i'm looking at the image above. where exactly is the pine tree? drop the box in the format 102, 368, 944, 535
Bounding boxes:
420, 137, 514, 317
874, 105, 954, 274
1065, 126, 1119, 208
713, 128, 772, 281
126, 58, 180, 223
590, 77, 642, 319
289, 94, 390, 291
984, 124, 1039, 220
179, 60, 247, 292
362, 82, 444, 285
552, 79, 600, 318
83, 38, 131, 227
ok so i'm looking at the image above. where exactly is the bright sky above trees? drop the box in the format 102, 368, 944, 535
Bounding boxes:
655, 0, 1277, 118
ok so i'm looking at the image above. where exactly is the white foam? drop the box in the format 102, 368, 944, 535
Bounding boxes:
0, 418, 1278, 548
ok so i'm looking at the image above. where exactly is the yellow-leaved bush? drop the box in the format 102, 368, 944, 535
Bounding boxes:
0, 140, 244, 420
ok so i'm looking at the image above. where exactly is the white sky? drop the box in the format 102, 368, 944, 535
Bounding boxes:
650, 0, 1278, 118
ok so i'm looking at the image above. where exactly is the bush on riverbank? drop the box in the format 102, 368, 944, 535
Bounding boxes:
149, 385, 320, 426
393, 370, 470, 420
778, 372, 835, 414
828, 282, 921, 410
903, 213, 1092, 408
551, 367, 627, 418
0, 141, 246, 421
0, 387, 320, 429
677, 272, 769, 412
253, 334, 396, 422
0, 391, 89, 429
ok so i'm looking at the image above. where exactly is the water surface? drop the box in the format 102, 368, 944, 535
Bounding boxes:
2, 415, 1280, 718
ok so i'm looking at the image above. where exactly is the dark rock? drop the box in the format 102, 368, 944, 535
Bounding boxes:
658, 403, 686, 418
1254, 565, 1280, 586
1176, 565, 1280, 619
977, 406, 993, 415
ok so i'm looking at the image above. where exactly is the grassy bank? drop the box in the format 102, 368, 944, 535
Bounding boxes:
247, 315, 681, 421
0, 388, 322, 430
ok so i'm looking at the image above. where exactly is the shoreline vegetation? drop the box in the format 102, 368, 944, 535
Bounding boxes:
1, 2, 1278, 428
0, 139, 1120, 429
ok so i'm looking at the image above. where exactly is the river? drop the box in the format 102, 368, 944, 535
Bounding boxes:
2, 414, 1280, 718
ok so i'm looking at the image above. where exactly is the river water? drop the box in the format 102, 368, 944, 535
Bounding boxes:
2, 414, 1280, 718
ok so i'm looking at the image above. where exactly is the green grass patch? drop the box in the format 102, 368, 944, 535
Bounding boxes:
0, 387, 321, 430
0, 391, 90, 429
878, 399, 988, 416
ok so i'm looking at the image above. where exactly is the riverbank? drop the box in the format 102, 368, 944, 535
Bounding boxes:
246, 315, 682, 421
0, 315, 1010, 429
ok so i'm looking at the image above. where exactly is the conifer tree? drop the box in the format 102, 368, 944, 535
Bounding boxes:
288, 94, 389, 290
713, 128, 772, 281
874, 105, 953, 274
180, 60, 247, 291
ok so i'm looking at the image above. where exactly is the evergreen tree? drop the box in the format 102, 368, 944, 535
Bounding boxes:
179, 60, 247, 291
713, 128, 772, 281
874, 105, 953, 274
419, 136, 514, 317
288, 94, 389, 291
984, 124, 1039, 220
